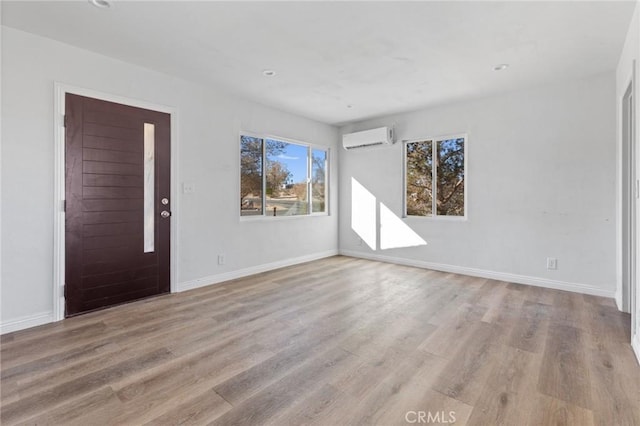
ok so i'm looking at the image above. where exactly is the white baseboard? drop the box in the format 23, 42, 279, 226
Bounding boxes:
3, 249, 612, 334
178, 249, 339, 293
615, 289, 623, 311
632, 334, 640, 366
0, 250, 338, 334
339, 250, 615, 299
0, 311, 53, 335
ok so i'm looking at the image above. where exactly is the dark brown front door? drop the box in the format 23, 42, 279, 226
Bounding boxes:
65, 94, 171, 317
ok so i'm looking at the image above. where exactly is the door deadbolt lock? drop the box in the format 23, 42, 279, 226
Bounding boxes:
161, 198, 169, 205
161, 210, 171, 218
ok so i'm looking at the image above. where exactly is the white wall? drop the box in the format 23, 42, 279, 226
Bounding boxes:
615, 1, 640, 361
0, 27, 339, 332
339, 72, 617, 297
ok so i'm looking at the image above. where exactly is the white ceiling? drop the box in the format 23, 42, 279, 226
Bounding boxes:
2, 1, 636, 125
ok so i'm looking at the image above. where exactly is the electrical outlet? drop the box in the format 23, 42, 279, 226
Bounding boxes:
546, 257, 558, 270
218, 254, 225, 265
183, 182, 195, 194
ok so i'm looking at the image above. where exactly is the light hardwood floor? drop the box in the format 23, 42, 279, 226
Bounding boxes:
1, 256, 638, 425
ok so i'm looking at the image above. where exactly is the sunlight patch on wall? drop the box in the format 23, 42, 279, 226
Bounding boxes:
351, 177, 427, 251
380, 203, 427, 250
351, 177, 377, 250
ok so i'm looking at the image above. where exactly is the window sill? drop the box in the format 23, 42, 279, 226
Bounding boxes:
404, 215, 468, 222
240, 213, 330, 222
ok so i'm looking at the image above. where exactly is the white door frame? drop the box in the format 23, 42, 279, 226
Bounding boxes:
625, 69, 640, 362
619, 61, 639, 363
53, 83, 180, 322
622, 79, 635, 316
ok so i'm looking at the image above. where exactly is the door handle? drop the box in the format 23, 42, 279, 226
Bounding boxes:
161, 210, 171, 218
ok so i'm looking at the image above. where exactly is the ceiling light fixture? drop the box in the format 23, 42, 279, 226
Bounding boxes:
262, 70, 276, 77
89, 0, 111, 8
493, 64, 509, 71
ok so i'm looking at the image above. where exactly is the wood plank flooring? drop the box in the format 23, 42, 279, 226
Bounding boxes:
1, 256, 638, 425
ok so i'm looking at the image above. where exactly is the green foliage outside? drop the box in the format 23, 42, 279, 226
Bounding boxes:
406, 138, 464, 217
240, 136, 289, 210
241, 137, 327, 216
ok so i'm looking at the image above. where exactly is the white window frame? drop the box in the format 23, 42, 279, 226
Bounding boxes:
403, 133, 468, 220
239, 131, 330, 220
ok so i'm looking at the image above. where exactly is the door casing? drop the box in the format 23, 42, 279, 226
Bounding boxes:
622, 80, 636, 317
53, 83, 179, 322
619, 61, 639, 363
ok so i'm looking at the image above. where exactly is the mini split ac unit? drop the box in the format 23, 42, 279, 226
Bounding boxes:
342, 126, 394, 150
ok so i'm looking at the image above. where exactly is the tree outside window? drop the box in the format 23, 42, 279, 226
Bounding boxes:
241, 135, 328, 217
405, 136, 465, 217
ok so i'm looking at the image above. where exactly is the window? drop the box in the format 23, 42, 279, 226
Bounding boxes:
405, 135, 465, 217
311, 148, 327, 213
240, 136, 264, 216
240, 134, 328, 217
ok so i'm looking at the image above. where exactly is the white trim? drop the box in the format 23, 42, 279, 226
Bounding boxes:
616, 288, 623, 311
53, 82, 179, 322
339, 249, 615, 298
0, 312, 53, 335
240, 130, 325, 150
632, 58, 639, 348
632, 333, 640, 366
178, 249, 338, 292
53, 85, 66, 322
0, 12, 3, 340
620, 68, 636, 315
240, 212, 330, 222
404, 215, 468, 223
